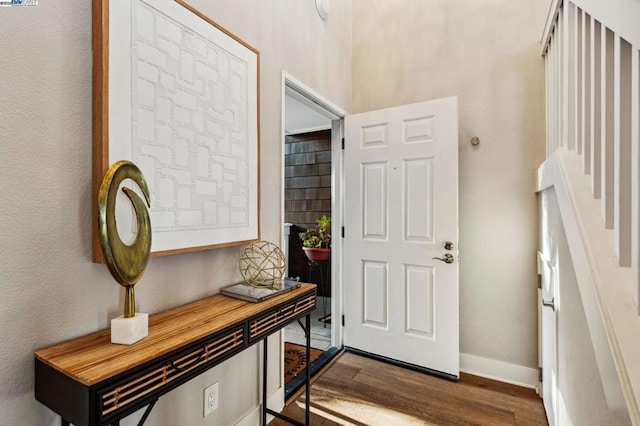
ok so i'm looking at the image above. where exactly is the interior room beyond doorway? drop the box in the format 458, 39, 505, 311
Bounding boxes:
284, 129, 332, 351
282, 83, 343, 399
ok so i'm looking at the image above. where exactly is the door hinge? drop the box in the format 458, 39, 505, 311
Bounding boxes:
537, 274, 542, 289
342, 315, 345, 327
341, 226, 345, 238
538, 367, 543, 382
341, 137, 345, 149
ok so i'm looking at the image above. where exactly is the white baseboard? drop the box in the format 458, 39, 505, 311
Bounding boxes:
460, 353, 539, 392
234, 386, 284, 426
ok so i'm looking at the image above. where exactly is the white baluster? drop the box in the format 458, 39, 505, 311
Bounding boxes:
632, 45, 640, 310
614, 35, 632, 266
577, 9, 584, 155
582, 11, 592, 173
566, 3, 576, 151
591, 17, 602, 198
554, 26, 561, 151
546, 47, 552, 156
551, 33, 557, 152
602, 26, 615, 229
573, 3, 580, 153
558, 9, 564, 149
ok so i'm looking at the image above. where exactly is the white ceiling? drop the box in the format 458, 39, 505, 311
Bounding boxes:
285, 94, 332, 135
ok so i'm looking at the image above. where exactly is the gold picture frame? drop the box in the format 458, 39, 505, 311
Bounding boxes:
92, 0, 260, 262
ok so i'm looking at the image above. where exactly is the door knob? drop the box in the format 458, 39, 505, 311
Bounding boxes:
432, 254, 455, 264
444, 241, 454, 250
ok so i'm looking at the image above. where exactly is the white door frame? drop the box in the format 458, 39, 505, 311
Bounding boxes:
280, 71, 347, 347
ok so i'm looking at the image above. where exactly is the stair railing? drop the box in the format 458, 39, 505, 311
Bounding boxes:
542, 0, 640, 422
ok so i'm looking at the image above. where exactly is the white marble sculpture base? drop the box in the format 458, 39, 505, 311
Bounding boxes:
111, 313, 148, 345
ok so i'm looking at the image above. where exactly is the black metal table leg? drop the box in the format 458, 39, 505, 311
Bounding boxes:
58, 398, 157, 425
137, 399, 158, 426
262, 337, 268, 426
305, 312, 311, 425
308, 261, 329, 327
263, 312, 312, 425
319, 263, 326, 328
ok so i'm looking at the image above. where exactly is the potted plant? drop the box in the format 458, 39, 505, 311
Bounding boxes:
299, 215, 331, 261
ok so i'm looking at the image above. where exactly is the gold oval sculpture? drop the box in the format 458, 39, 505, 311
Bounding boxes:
98, 160, 152, 318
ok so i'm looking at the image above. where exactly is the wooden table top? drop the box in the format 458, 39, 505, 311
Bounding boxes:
35, 283, 315, 386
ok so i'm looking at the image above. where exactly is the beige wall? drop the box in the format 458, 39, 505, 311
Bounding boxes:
0, 1, 350, 424
0, 0, 559, 422
352, 0, 548, 369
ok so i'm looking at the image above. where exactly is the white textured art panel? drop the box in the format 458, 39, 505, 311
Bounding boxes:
362, 260, 388, 328
108, 0, 258, 253
132, 0, 248, 230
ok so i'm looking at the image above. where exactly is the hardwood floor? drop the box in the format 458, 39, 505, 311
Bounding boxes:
270, 352, 548, 426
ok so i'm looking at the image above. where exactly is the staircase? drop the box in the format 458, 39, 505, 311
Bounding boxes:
539, 0, 640, 423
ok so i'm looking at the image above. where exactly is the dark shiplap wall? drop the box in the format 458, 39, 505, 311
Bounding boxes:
284, 130, 332, 229
284, 130, 332, 296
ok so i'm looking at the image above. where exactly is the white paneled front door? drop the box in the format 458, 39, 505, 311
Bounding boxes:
343, 97, 459, 377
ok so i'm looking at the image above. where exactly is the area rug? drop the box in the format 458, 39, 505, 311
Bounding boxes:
284, 342, 323, 384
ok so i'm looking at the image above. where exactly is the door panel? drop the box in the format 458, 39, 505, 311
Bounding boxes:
362, 124, 388, 147
405, 264, 434, 338
344, 97, 459, 376
404, 158, 434, 242
362, 162, 388, 239
363, 261, 388, 327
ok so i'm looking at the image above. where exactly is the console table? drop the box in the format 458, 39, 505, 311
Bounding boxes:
35, 283, 317, 426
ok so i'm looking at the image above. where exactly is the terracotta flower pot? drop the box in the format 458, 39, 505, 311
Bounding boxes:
302, 247, 331, 262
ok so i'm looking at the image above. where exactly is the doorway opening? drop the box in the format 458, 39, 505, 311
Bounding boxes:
281, 74, 345, 398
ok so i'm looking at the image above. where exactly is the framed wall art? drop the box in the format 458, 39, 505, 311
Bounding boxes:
92, 0, 260, 261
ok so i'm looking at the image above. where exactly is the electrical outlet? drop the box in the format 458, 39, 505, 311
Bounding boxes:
203, 382, 219, 417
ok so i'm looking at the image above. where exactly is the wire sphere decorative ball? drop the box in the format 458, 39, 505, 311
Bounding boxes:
239, 241, 286, 286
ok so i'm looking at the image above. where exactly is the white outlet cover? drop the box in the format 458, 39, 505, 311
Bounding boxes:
203, 382, 219, 416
